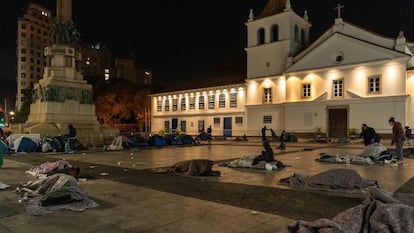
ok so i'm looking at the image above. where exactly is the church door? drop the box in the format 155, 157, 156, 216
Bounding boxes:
328, 107, 348, 138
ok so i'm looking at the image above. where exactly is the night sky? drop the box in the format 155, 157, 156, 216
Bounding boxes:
1, 0, 414, 100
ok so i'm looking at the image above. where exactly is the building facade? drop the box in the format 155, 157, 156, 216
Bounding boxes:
16, 3, 53, 111
151, 0, 414, 139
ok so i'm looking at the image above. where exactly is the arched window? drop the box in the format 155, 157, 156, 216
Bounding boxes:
300, 29, 306, 45
294, 25, 299, 42
257, 28, 265, 45
271, 24, 279, 42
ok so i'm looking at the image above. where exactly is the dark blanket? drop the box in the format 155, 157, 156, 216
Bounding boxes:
279, 169, 378, 192
278, 186, 414, 233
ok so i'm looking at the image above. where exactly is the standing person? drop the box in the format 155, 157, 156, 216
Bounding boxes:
277, 130, 286, 150
261, 126, 267, 142
405, 126, 412, 146
388, 117, 405, 162
359, 123, 379, 146
68, 124, 77, 151
207, 125, 212, 144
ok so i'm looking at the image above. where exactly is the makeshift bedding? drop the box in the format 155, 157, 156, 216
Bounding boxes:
153, 159, 221, 176
279, 169, 378, 193
223, 156, 286, 170
277, 186, 414, 233
316, 143, 392, 165
25, 160, 73, 177
17, 173, 98, 215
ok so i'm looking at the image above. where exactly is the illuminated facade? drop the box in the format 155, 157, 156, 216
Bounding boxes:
151, 0, 414, 138
16, 3, 53, 111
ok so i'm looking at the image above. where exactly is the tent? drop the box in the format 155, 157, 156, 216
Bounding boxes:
108, 135, 136, 150
182, 135, 196, 145
0, 140, 8, 154
14, 136, 39, 153
148, 135, 167, 147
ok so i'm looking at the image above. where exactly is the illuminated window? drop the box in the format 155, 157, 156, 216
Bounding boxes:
198, 96, 205, 109
302, 84, 311, 97
208, 94, 215, 109
180, 97, 186, 110
189, 96, 195, 109
230, 93, 237, 108
263, 88, 272, 103
368, 75, 381, 94
333, 79, 343, 98
164, 99, 170, 112
219, 94, 225, 108
172, 98, 178, 111
157, 99, 162, 112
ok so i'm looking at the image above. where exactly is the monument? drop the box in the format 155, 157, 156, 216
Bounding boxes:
20, 0, 118, 145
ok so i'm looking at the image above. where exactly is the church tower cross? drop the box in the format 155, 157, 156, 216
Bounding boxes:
334, 3, 344, 18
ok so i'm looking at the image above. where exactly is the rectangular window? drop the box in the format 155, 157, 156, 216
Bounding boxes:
333, 79, 343, 97
303, 84, 311, 97
189, 96, 195, 109
180, 97, 186, 110
164, 99, 170, 112
214, 117, 220, 124
368, 75, 381, 94
198, 96, 205, 109
180, 121, 186, 132
208, 94, 215, 109
164, 121, 170, 133
219, 93, 225, 108
172, 98, 178, 111
235, 117, 243, 124
230, 93, 237, 108
263, 115, 272, 123
157, 99, 162, 112
263, 88, 272, 103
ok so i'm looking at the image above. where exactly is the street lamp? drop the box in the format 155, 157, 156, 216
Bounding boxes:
9, 111, 15, 123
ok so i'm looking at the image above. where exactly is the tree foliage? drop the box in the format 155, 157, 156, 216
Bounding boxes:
93, 79, 151, 126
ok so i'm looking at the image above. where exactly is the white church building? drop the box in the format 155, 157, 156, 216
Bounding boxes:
150, 0, 414, 140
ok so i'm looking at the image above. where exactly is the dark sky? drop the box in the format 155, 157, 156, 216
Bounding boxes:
1, 0, 414, 100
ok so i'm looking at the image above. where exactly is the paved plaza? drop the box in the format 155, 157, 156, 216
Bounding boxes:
0, 139, 413, 233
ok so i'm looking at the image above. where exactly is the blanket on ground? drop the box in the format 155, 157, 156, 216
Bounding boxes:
17, 173, 98, 215
162, 159, 221, 176
278, 186, 414, 233
25, 160, 72, 177
224, 156, 286, 170
279, 169, 378, 192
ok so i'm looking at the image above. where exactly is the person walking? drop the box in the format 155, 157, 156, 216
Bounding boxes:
277, 130, 286, 150
388, 117, 405, 162
207, 125, 212, 144
261, 126, 267, 142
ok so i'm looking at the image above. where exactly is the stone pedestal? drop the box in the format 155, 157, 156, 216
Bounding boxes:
21, 45, 118, 146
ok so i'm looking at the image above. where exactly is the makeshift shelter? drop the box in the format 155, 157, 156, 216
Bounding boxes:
109, 135, 136, 150
167, 135, 182, 145
182, 135, 196, 145
148, 135, 167, 147
14, 136, 39, 153
0, 140, 8, 154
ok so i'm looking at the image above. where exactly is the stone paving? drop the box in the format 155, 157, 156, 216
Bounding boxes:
0, 139, 413, 233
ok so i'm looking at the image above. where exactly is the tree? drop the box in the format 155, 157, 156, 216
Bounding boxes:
94, 79, 151, 126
